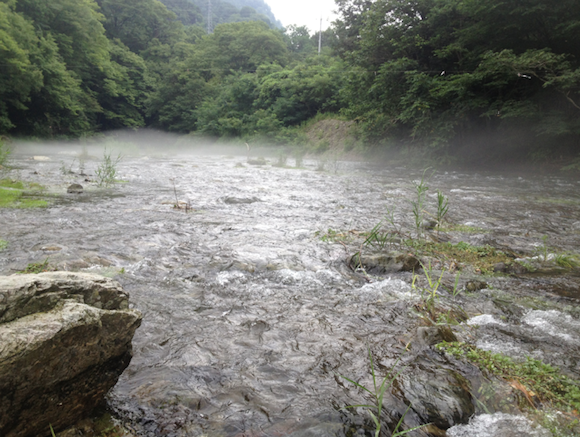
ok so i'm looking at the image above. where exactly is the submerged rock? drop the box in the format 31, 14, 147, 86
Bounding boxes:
0, 272, 142, 437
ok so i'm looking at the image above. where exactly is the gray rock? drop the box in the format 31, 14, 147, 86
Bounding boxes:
351, 253, 420, 274
0, 272, 141, 437
247, 158, 267, 165
0, 272, 131, 323
67, 183, 83, 194
465, 280, 488, 292
222, 196, 261, 204
395, 366, 474, 430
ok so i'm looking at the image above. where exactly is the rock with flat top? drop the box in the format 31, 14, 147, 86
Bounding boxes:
0, 272, 142, 437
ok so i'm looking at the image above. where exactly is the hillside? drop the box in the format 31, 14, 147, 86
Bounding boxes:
159, 0, 282, 29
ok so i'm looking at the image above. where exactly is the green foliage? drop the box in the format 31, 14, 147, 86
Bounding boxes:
410, 169, 431, 237
412, 260, 445, 312
437, 342, 580, 413
96, 0, 184, 54
435, 190, 449, 229
335, 0, 580, 159
534, 235, 580, 269
19, 258, 54, 274
0, 139, 12, 166
363, 221, 393, 250
431, 241, 514, 273
0, 178, 48, 208
0, 239, 7, 251
339, 348, 427, 437
95, 149, 122, 187
0, 1, 45, 133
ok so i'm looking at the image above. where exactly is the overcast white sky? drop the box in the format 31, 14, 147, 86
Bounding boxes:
266, 0, 338, 33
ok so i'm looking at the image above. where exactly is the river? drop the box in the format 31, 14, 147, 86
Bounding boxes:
1, 138, 579, 436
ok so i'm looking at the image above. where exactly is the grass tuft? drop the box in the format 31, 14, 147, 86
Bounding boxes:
437, 341, 580, 413
339, 347, 429, 436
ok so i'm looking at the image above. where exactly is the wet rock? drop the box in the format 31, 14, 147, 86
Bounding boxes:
67, 183, 83, 194
423, 219, 438, 230
395, 367, 474, 430
247, 158, 267, 165
222, 196, 261, 204
30, 243, 63, 252
58, 259, 91, 270
415, 326, 458, 348
0, 272, 142, 437
507, 262, 529, 274
465, 280, 488, 292
493, 262, 506, 273
352, 252, 420, 274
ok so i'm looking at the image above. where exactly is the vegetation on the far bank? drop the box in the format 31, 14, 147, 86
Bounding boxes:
1, 0, 579, 166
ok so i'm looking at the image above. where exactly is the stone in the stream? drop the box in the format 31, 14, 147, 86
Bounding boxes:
394, 365, 475, 431
415, 325, 458, 348
246, 157, 267, 165
352, 252, 420, 274
67, 183, 83, 194
493, 262, 506, 273
0, 272, 142, 437
222, 196, 261, 204
465, 280, 488, 292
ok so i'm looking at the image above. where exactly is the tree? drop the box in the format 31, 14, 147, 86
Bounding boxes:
190, 21, 289, 76
0, 1, 44, 132
336, 0, 580, 159
95, 0, 184, 54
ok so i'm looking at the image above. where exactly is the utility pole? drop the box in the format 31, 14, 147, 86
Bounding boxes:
318, 18, 322, 55
207, 0, 212, 34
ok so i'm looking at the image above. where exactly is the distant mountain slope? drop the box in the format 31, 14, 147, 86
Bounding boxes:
159, 0, 282, 29
225, 0, 281, 27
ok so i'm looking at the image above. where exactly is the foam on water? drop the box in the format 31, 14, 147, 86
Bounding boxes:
465, 314, 507, 326
522, 310, 580, 344
356, 278, 415, 303
447, 413, 551, 437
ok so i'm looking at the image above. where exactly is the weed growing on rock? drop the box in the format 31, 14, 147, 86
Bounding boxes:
0, 137, 12, 167
96, 149, 122, 187
533, 235, 580, 269
0, 239, 7, 250
169, 178, 191, 212
435, 189, 449, 232
411, 169, 431, 237
339, 347, 428, 437
412, 261, 445, 313
437, 342, 580, 413
363, 221, 393, 249
554, 253, 580, 269
19, 258, 55, 274
60, 159, 76, 175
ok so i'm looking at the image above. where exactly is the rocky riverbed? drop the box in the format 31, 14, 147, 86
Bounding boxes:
1, 140, 579, 436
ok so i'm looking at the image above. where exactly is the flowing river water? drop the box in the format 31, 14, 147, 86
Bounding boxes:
1, 139, 580, 437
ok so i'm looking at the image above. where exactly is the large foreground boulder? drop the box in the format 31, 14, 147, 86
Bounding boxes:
0, 272, 142, 437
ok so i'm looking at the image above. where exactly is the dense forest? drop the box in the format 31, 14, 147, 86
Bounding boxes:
1, 0, 579, 163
